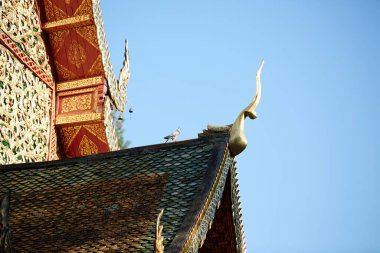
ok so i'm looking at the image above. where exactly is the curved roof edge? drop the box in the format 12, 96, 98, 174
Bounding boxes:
166, 127, 247, 253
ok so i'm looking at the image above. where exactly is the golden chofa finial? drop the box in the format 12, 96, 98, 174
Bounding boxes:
228, 60, 264, 157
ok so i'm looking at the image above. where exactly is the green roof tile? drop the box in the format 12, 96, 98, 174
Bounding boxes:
0, 132, 231, 252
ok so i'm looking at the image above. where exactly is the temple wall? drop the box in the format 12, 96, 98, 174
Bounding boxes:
0, 0, 58, 163
0, 45, 51, 164
0, 0, 53, 79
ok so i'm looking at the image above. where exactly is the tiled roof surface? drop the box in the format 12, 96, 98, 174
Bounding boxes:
0, 133, 230, 252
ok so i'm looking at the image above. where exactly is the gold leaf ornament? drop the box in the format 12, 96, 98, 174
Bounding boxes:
228, 60, 264, 157
155, 209, 164, 253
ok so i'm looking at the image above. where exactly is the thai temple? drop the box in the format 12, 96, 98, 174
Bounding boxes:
0, 0, 263, 252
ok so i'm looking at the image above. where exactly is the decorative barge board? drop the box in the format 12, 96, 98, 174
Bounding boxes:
37, 0, 130, 158
0, 129, 246, 253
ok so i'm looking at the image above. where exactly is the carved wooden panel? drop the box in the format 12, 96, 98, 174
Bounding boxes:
48, 27, 102, 82
58, 123, 109, 158
0, 45, 51, 164
0, 0, 53, 79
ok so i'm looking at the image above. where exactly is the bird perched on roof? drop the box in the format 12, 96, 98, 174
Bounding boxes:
164, 128, 181, 143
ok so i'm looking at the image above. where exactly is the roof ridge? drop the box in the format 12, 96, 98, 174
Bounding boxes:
0, 133, 228, 173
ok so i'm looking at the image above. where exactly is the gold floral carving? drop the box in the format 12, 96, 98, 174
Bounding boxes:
79, 135, 98, 156
87, 55, 104, 77
49, 30, 70, 54
56, 112, 102, 125
44, 0, 67, 21
0, 31, 54, 89
55, 61, 76, 81
60, 126, 82, 151
0, 0, 53, 79
76, 26, 99, 49
0, 46, 51, 165
74, 0, 93, 17
68, 41, 87, 68
83, 124, 107, 144
61, 94, 92, 113
57, 76, 103, 92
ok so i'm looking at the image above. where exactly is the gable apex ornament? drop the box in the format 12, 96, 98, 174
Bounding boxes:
228, 60, 264, 157
115, 39, 131, 112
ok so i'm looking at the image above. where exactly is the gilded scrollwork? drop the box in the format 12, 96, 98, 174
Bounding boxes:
67, 41, 87, 69
0, 0, 53, 79
57, 76, 103, 92
59, 126, 81, 152
61, 94, 93, 113
83, 124, 107, 144
0, 45, 51, 164
55, 112, 102, 125
79, 135, 98, 156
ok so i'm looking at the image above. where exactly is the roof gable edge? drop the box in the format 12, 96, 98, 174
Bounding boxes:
166, 137, 231, 253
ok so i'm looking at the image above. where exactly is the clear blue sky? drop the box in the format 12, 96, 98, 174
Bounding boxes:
101, 1, 380, 252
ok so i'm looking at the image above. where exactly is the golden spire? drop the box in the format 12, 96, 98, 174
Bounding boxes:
228, 60, 264, 157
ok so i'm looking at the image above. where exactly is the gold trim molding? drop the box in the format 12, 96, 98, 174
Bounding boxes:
43, 15, 93, 33
56, 112, 103, 126
57, 76, 103, 92
58, 87, 96, 97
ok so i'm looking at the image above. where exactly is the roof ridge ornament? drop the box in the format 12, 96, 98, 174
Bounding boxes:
228, 60, 264, 157
155, 209, 164, 253
115, 39, 131, 111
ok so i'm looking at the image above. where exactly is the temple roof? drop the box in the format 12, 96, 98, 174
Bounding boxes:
0, 129, 245, 252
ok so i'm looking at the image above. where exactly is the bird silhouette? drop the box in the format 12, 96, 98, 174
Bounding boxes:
164, 128, 181, 143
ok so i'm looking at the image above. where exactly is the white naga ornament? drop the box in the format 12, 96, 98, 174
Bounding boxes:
92, 0, 130, 111
0, 46, 51, 165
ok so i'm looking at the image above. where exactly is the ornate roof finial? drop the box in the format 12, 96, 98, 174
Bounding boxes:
228, 60, 264, 157
155, 209, 164, 253
116, 39, 131, 111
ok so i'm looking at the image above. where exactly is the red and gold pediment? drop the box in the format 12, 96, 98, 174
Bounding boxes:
40, 0, 129, 111
33, 0, 128, 158
41, 0, 93, 22
50, 28, 102, 82
59, 123, 109, 158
